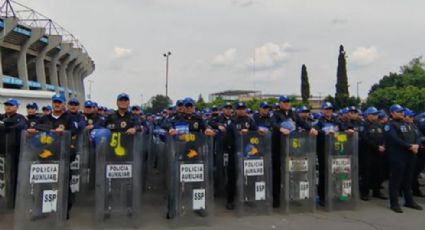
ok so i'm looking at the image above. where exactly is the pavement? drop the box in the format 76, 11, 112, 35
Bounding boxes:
1, 184, 424, 230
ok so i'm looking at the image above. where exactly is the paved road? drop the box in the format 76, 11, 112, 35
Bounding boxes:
1, 188, 424, 230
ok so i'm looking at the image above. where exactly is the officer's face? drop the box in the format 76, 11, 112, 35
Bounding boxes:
84, 106, 94, 114
236, 108, 246, 117
391, 111, 404, 119
177, 106, 184, 113
322, 109, 333, 118
4, 104, 17, 114
279, 101, 291, 110
27, 107, 36, 115
67, 103, 80, 113
42, 109, 51, 116
404, 116, 414, 123
223, 107, 232, 116
299, 111, 309, 119
132, 109, 141, 116
348, 111, 359, 120
52, 101, 64, 113
117, 99, 129, 110
367, 114, 378, 121
184, 105, 195, 114
260, 107, 270, 116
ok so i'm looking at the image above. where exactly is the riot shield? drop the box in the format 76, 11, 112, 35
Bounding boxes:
281, 132, 316, 213
325, 132, 359, 211
0, 128, 19, 212
166, 132, 214, 227
14, 131, 71, 230
235, 131, 272, 216
72, 130, 96, 206
95, 132, 143, 229
145, 130, 167, 192
213, 132, 227, 198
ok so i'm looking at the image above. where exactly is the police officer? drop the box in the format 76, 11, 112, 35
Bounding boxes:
314, 101, 340, 205
208, 102, 234, 201
81, 100, 105, 130
253, 101, 272, 131
28, 94, 78, 218
167, 98, 215, 136
67, 98, 85, 130
360, 107, 387, 201
296, 105, 314, 132
225, 102, 258, 209
0, 98, 27, 208
385, 104, 422, 213
413, 112, 425, 197
41, 104, 52, 116
270, 96, 317, 208
26, 102, 41, 128
105, 93, 139, 135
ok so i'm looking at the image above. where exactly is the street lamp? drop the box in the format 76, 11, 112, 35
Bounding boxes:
163, 51, 172, 98
356, 81, 362, 98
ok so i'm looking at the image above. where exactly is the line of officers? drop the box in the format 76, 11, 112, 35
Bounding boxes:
1, 93, 425, 216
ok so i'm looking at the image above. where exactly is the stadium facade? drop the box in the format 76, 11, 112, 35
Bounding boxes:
0, 0, 94, 113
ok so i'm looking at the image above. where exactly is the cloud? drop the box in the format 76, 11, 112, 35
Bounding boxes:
232, 0, 256, 7
248, 42, 292, 70
331, 18, 348, 25
211, 48, 237, 66
350, 46, 380, 67
112, 47, 133, 59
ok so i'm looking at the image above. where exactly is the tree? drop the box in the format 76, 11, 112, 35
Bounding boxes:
301, 64, 310, 103
366, 57, 425, 112
335, 45, 349, 98
146, 94, 172, 114
196, 94, 206, 110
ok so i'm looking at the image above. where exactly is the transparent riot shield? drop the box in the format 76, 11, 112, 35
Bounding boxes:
213, 132, 226, 198
235, 131, 272, 216
14, 131, 71, 230
0, 128, 18, 212
281, 132, 316, 213
325, 132, 359, 211
72, 130, 96, 206
145, 130, 167, 192
167, 132, 214, 227
95, 132, 143, 229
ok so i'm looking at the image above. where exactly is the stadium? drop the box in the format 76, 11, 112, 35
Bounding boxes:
0, 0, 94, 113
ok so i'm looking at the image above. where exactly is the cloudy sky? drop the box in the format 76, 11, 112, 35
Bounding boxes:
17, 0, 425, 107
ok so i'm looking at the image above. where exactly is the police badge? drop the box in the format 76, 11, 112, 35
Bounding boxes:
120, 121, 127, 128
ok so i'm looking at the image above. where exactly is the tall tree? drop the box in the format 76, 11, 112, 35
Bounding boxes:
335, 45, 349, 97
147, 94, 172, 113
301, 64, 310, 103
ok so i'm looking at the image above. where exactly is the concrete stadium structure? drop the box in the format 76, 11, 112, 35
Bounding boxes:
0, 0, 94, 113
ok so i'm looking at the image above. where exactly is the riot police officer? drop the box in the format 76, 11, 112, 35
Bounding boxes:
26, 102, 41, 128
225, 102, 258, 209
413, 113, 425, 197
385, 104, 423, 213
296, 105, 314, 132
105, 93, 139, 135
270, 96, 317, 208
81, 100, 105, 130
253, 101, 272, 131
360, 107, 387, 201
314, 101, 340, 206
0, 98, 27, 208
167, 98, 214, 136
41, 104, 52, 116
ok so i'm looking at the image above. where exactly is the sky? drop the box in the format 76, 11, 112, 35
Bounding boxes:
15, 0, 425, 108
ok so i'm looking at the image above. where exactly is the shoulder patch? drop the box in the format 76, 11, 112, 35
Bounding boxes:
384, 125, 390, 132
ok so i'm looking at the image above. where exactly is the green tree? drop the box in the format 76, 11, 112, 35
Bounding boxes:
301, 64, 310, 103
336, 45, 349, 98
196, 94, 207, 110
146, 94, 172, 114
366, 57, 425, 112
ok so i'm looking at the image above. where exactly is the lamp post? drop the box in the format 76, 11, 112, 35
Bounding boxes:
356, 81, 362, 98
163, 51, 171, 98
